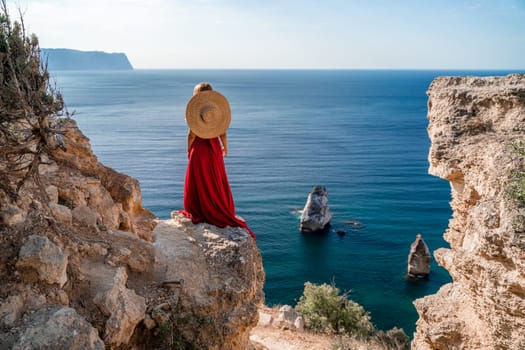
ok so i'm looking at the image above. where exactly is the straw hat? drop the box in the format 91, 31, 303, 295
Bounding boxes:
185, 90, 231, 139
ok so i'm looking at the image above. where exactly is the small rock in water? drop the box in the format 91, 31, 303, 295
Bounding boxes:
336, 229, 346, 236
407, 233, 431, 280
299, 185, 332, 232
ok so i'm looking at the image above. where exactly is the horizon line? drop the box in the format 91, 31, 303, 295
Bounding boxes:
129, 67, 525, 71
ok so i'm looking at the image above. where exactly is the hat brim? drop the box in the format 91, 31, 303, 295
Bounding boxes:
185, 90, 231, 139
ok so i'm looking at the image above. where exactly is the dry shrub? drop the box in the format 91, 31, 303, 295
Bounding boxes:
0, 0, 65, 200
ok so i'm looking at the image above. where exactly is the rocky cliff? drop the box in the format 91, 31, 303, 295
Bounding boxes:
413, 74, 525, 349
0, 119, 264, 349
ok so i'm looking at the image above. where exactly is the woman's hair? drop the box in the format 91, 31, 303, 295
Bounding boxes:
193, 82, 213, 95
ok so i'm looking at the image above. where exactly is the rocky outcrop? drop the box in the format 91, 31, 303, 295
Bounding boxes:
16, 235, 69, 287
12, 306, 104, 350
0, 118, 155, 240
1, 119, 265, 349
413, 74, 525, 349
150, 211, 265, 349
93, 267, 146, 347
0, 205, 26, 226
46, 119, 156, 240
407, 234, 431, 279
299, 185, 332, 232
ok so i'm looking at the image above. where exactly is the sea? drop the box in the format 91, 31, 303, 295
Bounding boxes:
49, 69, 517, 336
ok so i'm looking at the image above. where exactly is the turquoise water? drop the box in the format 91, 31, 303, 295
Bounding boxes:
50, 69, 515, 335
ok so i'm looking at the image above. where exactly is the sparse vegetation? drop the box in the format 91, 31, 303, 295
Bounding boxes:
0, 0, 65, 200
331, 329, 410, 350
295, 281, 374, 339
295, 281, 410, 349
372, 327, 411, 350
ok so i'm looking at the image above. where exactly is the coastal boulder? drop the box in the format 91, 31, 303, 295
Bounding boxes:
276, 305, 304, 331
407, 234, 431, 279
93, 267, 146, 347
12, 306, 104, 350
16, 235, 68, 287
151, 211, 265, 350
300, 185, 332, 232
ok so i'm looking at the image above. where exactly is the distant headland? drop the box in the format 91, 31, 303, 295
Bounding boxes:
41, 48, 133, 70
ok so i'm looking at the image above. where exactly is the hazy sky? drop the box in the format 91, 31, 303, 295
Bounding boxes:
9, 0, 525, 69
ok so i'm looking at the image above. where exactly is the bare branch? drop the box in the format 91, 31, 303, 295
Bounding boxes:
0, 2, 65, 202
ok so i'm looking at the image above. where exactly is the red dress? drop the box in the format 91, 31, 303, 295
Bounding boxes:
180, 136, 256, 241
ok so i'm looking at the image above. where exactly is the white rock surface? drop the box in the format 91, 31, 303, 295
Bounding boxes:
93, 267, 146, 347
299, 185, 332, 232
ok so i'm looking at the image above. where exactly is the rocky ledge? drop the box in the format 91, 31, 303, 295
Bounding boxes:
413, 74, 525, 349
150, 211, 265, 349
0, 120, 264, 349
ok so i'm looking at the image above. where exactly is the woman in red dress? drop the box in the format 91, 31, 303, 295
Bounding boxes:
180, 82, 256, 241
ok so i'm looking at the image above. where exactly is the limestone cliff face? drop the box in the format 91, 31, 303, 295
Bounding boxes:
0, 119, 264, 349
413, 74, 525, 349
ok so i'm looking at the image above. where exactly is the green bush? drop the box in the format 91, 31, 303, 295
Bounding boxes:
295, 282, 374, 339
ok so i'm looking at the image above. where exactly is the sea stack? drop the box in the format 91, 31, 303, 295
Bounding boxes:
299, 185, 332, 232
407, 234, 431, 279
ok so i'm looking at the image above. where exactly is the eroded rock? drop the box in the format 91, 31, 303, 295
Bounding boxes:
16, 235, 68, 287
0, 205, 26, 226
72, 205, 100, 229
48, 119, 156, 240
407, 234, 431, 279
49, 201, 72, 225
413, 74, 525, 349
299, 185, 332, 232
45, 185, 59, 203
93, 267, 146, 347
152, 211, 265, 350
275, 305, 304, 331
0, 295, 24, 327
12, 306, 104, 350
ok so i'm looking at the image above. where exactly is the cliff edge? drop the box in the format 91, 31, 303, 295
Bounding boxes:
0, 119, 264, 349
413, 74, 525, 349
